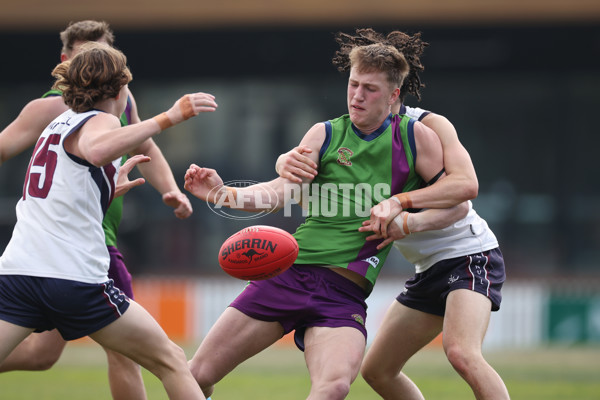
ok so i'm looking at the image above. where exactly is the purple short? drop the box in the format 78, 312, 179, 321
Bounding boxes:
230, 264, 368, 351
397, 248, 505, 316
107, 246, 134, 300
0, 275, 130, 340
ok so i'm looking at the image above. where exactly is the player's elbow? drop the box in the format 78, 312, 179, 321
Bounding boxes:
463, 180, 478, 200
85, 147, 118, 168
458, 174, 478, 201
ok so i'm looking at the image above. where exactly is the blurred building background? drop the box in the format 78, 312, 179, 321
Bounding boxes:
0, 0, 599, 346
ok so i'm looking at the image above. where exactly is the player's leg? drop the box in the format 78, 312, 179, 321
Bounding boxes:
89, 300, 205, 400
361, 300, 442, 400
0, 329, 66, 372
105, 348, 147, 400
303, 326, 365, 400
443, 289, 509, 400
0, 320, 35, 365
188, 307, 285, 397
102, 246, 146, 400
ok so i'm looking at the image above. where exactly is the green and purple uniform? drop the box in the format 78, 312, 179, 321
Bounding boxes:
293, 113, 423, 293
230, 113, 423, 350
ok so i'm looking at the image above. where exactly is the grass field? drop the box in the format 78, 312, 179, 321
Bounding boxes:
1, 343, 599, 399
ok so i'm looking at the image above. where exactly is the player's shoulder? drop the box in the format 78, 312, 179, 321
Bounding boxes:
402, 105, 432, 121
24, 96, 68, 114
17, 97, 69, 128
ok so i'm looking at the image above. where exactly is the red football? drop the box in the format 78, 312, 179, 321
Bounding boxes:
218, 225, 299, 280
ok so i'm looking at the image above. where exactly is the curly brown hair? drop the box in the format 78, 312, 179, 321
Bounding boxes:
60, 20, 115, 56
52, 42, 132, 113
333, 28, 429, 101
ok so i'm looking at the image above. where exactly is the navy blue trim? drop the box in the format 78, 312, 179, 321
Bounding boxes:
418, 111, 431, 121
320, 121, 332, 160
407, 118, 417, 165
399, 104, 406, 115
63, 113, 100, 166
90, 166, 107, 207
351, 114, 392, 142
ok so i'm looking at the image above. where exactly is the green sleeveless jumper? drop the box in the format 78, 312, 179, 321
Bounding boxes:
293, 113, 423, 293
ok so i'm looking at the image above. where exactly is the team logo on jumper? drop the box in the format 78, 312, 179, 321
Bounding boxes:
363, 256, 380, 269
337, 147, 354, 166
352, 313, 365, 326
448, 274, 459, 284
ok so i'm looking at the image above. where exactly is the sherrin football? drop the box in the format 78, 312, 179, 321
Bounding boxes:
218, 225, 299, 280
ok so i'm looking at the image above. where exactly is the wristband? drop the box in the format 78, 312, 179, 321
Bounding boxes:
153, 112, 173, 131
392, 193, 413, 209
393, 214, 410, 236
180, 95, 195, 120
402, 212, 411, 235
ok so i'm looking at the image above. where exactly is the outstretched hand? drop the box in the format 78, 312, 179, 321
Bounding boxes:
276, 145, 318, 183
115, 154, 151, 198
162, 191, 193, 219
165, 92, 218, 126
184, 164, 224, 202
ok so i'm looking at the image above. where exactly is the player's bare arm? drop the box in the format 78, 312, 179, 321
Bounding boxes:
369, 120, 446, 238
0, 97, 68, 165
359, 202, 470, 249
132, 138, 193, 219
124, 90, 194, 218
185, 123, 325, 212
73, 92, 217, 167
419, 113, 478, 202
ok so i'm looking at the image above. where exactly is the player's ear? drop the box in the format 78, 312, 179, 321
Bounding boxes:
60, 53, 68, 62
389, 87, 400, 105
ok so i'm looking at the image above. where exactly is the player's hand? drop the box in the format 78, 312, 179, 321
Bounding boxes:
359, 211, 410, 250
276, 145, 318, 183
162, 191, 193, 219
114, 154, 151, 198
165, 92, 218, 125
184, 164, 224, 202
367, 197, 403, 239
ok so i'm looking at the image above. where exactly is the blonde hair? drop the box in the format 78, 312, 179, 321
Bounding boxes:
52, 42, 132, 113
334, 29, 428, 101
348, 43, 409, 90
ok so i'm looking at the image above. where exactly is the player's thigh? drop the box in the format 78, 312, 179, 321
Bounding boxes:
0, 320, 35, 361
191, 307, 284, 376
363, 300, 442, 374
304, 326, 366, 383
443, 289, 492, 349
89, 301, 179, 369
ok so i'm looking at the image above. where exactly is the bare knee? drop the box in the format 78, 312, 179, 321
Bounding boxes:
25, 342, 64, 371
104, 348, 141, 372
310, 378, 351, 400
188, 357, 216, 396
28, 353, 60, 371
444, 343, 482, 376
361, 363, 382, 388
140, 341, 189, 381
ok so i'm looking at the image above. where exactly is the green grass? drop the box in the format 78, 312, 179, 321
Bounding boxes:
1, 344, 599, 399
